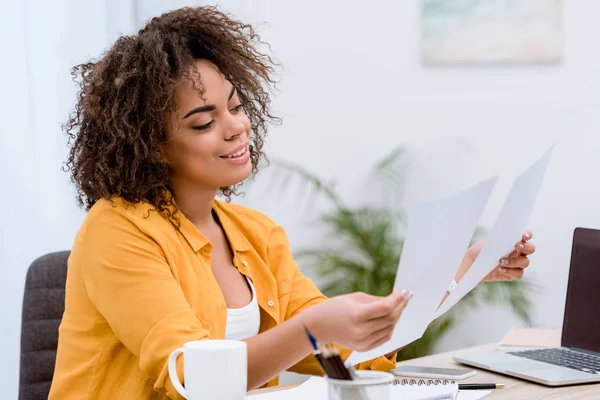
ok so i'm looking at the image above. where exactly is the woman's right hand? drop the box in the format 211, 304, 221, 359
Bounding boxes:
301, 290, 412, 352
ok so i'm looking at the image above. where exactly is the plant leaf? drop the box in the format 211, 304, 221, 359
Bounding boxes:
268, 149, 535, 361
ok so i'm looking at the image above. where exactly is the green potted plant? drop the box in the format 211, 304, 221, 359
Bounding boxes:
258, 146, 535, 360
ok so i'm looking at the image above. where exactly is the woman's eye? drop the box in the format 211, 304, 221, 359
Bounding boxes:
231, 103, 245, 113
193, 121, 214, 131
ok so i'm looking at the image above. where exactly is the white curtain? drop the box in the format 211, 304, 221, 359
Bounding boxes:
0, 0, 135, 396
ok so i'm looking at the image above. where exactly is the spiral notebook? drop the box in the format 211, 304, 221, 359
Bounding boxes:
393, 378, 457, 386
391, 379, 458, 400
247, 376, 461, 400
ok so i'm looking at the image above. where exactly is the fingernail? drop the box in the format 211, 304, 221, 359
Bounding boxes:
400, 289, 407, 297
524, 233, 531, 240
517, 243, 525, 251
500, 258, 509, 266
408, 291, 414, 299
498, 267, 507, 273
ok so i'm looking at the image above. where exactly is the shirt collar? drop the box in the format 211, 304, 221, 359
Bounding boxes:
212, 200, 251, 253
168, 198, 251, 254
177, 213, 211, 253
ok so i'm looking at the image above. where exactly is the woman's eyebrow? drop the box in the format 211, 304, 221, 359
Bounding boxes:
183, 86, 237, 119
183, 104, 216, 119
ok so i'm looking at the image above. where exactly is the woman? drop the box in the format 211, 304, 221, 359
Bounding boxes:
49, 6, 535, 399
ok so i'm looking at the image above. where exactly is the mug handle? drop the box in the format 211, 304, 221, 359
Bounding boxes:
168, 348, 187, 398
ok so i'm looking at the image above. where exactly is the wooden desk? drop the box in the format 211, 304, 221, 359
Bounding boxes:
393, 343, 600, 399
250, 342, 600, 399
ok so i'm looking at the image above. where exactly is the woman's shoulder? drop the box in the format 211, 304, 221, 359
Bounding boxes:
70, 198, 172, 264
88, 197, 157, 217
85, 197, 170, 232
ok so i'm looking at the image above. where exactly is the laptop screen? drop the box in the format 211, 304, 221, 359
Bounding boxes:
562, 227, 600, 353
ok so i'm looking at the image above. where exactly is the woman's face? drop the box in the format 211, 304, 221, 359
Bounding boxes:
164, 59, 252, 192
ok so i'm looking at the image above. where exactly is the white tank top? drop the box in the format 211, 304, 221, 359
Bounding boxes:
224, 277, 261, 340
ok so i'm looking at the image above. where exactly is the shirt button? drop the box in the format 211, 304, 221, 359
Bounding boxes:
267, 300, 275, 307
242, 260, 248, 267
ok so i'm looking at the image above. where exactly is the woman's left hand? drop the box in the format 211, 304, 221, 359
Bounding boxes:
463, 230, 536, 282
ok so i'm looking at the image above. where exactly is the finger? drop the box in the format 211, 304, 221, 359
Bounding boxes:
351, 292, 385, 304
512, 241, 535, 256
484, 268, 503, 282
498, 256, 530, 270
514, 242, 526, 253
500, 231, 533, 259
510, 256, 531, 269
363, 324, 395, 351
521, 242, 535, 256
367, 290, 412, 323
499, 268, 524, 281
368, 294, 413, 346
360, 291, 405, 321
367, 331, 393, 351
396, 290, 412, 316
363, 291, 411, 332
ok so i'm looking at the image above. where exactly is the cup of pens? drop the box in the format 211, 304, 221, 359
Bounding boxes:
304, 325, 393, 400
327, 370, 394, 400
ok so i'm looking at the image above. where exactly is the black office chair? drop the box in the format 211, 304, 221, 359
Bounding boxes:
19, 251, 69, 400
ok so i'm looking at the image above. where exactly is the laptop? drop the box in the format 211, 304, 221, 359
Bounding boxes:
453, 227, 600, 386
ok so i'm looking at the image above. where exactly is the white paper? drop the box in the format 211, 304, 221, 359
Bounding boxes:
391, 383, 458, 399
435, 146, 554, 318
458, 390, 491, 400
346, 177, 498, 366
248, 377, 479, 400
245, 376, 326, 399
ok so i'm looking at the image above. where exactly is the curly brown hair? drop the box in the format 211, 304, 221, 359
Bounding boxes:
64, 6, 279, 219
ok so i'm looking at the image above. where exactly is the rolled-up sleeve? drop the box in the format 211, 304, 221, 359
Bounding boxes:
81, 209, 213, 399
267, 225, 397, 375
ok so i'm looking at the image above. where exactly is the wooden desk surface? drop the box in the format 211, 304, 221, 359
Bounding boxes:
393, 343, 600, 400
250, 343, 600, 399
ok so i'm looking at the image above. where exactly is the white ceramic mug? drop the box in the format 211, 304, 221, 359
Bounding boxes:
168, 340, 247, 400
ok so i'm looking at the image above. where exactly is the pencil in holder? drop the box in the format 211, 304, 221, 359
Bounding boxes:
327, 370, 394, 400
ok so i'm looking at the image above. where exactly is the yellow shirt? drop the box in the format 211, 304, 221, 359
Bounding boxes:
49, 198, 396, 399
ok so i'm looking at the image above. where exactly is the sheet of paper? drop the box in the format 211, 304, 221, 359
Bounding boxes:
458, 390, 491, 400
245, 376, 326, 399
248, 377, 473, 400
391, 383, 458, 399
346, 177, 498, 366
435, 146, 554, 318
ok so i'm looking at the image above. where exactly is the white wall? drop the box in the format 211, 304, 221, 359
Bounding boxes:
0, 1, 136, 398
223, 0, 600, 351
2, 0, 600, 396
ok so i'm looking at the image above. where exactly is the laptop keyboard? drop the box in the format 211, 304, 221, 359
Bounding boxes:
508, 348, 600, 375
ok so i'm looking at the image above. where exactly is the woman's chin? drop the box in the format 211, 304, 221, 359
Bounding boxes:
220, 167, 253, 188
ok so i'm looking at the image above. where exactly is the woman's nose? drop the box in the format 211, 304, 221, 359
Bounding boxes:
223, 113, 247, 140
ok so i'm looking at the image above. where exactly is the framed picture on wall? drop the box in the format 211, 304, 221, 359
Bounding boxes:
421, 0, 564, 65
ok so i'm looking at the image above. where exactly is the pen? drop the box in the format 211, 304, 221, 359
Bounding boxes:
302, 324, 353, 381
303, 325, 338, 378
303, 324, 319, 350
302, 325, 328, 372
326, 344, 352, 380
459, 383, 505, 390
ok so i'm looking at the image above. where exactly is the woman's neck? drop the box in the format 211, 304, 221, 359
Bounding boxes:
170, 180, 219, 229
